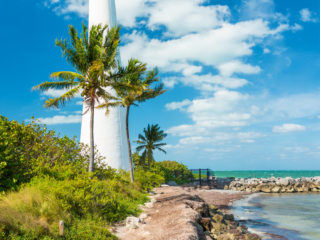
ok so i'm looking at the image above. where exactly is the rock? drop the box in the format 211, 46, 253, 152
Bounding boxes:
200, 217, 212, 231
126, 216, 141, 229
167, 181, 178, 186
160, 184, 169, 187
277, 177, 292, 186
221, 176, 320, 193
139, 213, 148, 220
224, 214, 234, 221
212, 214, 224, 224
271, 186, 281, 193
145, 198, 156, 208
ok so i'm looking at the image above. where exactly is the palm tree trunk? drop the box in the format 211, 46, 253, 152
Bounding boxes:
126, 106, 134, 183
89, 102, 95, 173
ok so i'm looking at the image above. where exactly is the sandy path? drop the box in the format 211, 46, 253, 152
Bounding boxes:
115, 186, 249, 240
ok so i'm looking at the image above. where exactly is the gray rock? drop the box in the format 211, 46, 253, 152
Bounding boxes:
167, 181, 178, 186
126, 216, 141, 229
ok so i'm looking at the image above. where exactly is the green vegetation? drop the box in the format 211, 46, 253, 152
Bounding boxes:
136, 124, 168, 168
0, 115, 88, 192
133, 153, 192, 185
155, 161, 193, 185
0, 116, 152, 239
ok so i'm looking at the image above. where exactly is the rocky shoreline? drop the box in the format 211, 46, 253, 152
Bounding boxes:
217, 176, 320, 193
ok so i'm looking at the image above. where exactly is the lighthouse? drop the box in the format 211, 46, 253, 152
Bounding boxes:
80, 0, 130, 170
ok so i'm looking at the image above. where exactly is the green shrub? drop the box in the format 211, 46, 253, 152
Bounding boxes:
154, 161, 193, 184
0, 176, 148, 239
30, 177, 148, 222
0, 115, 117, 193
63, 218, 116, 240
0, 116, 90, 192
134, 169, 165, 191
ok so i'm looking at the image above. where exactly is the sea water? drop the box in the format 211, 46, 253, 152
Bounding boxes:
213, 170, 320, 179
231, 194, 320, 240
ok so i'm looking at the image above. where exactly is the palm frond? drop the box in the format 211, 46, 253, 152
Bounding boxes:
44, 86, 81, 108
50, 71, 84, 81
32, 81, 78, 91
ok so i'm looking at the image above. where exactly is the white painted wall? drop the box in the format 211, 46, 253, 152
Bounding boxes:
80, 0, 129, 170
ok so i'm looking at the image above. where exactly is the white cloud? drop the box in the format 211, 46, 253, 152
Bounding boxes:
41, 89, 82, 99
121, 19, 290, 73
267, 92, 320, 120
36, 114, 82, 125
300, 8, 317, 23
42, 89, 68, 98
45, 0, 88, 17
263, 48, 271, 54
240, 0, 275, 20
167, 89, 251, 137
182, 65, 203, 76
169, 131, 264, 149
166, 99, 191, 111
285, 146, 310, 153
146, 0, 230, 36
273, 123, 306, 133
218, 61, 261, 77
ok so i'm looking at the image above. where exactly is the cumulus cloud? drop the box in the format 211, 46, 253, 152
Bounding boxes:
167, 90, 251, 137
166, 99, 192, 111
44, 0, 88, 17
36, 115, 82, 125
273, 123, 306, 133
146, 0, 230, 36
300, 8, 317, 22
218, 61, 261, 77
121, 19, 290, 73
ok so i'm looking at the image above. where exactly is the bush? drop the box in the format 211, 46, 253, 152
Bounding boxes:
0, 176, 148, 239
0, 116, 90, 192
155, 161, 193, 184
134, 169, 165, 191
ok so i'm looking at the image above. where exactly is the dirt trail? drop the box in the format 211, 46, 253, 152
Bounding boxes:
115, 186, 249, 240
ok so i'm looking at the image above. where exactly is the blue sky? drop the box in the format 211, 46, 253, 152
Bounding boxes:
1, 0, 320, 170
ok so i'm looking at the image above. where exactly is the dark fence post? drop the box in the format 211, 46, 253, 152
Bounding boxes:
199, 169, 202, 187
207, 168, 209, 184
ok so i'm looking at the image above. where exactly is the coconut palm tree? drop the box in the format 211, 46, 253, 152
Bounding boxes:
98, 59, 166, 182
136, 124, 167, 169
33, 24, 120, 173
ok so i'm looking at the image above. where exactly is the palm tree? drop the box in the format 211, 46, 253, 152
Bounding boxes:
33, 24, 120, 173
99, 59, 166, 182
136, 124, 167, 169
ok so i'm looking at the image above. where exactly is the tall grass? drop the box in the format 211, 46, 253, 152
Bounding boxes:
0, 185, 66, 238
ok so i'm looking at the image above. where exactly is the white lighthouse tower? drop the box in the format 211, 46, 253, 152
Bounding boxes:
80, 0, 130, 170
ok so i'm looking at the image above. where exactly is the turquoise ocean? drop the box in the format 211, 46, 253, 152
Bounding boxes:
212, 170, 320, 179
231, 194, 320, 240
